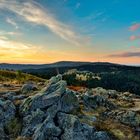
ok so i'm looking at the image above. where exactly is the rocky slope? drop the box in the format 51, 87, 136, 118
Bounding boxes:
0, 75, 140, 140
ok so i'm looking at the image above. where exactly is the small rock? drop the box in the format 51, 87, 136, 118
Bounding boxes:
93, 131, 111, 140
21, 83, 37, 94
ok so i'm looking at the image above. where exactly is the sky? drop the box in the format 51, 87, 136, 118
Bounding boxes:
0, 0, 140, 65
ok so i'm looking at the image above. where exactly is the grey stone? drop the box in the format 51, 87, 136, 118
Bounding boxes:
57, 112, 96, 140
20, 79, 67, 116
118, 111, 140, 127
93, 131, 111, 140
33, 117, 61, 140
21, 109, 45, 137
83, 94, 105, 109
21, 83, 37, 94
59, 89, 79, 113
0, 99, 16, 126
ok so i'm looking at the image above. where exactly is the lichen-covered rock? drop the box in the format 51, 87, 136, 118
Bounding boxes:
93, 131, 111, 140
33, 117, 61, 140
83, 92, 116, 110
18, 75, 115, 140
21, 83, 37, 94
46, 104, 59, 119
3, 92, 27, 101
118, 111, 140, 127
0, 99, 16, 126
0, 99, 16, 139
57, 112, 96, 140
83, 94, 105, 109
59, 89, 79, 113
21, 109, 45, 137
19, 75, 80, 139
20, 78, 67, 116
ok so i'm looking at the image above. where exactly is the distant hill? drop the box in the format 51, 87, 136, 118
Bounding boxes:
20, 62, 140, 78
0, 61, 92, 70
16, 61, 140, 96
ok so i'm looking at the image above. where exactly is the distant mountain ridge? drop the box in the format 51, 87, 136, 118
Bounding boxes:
0, 61, 127, 70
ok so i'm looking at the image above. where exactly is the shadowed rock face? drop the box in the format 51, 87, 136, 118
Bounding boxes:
0, 100, 16, 140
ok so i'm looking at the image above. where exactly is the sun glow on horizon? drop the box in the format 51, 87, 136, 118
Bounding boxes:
0, 0, 140, 64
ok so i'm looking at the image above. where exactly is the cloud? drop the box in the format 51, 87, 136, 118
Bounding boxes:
0, 36, 30, 50
87, 12, 105, 20
6, 17, 19, 29
130, 35, 140, 41
0, 34, 43, 61
108, 52, 140, 58
0, 0, 84, 46
129, 23, 140, 31
75, 3, 81, 9
0, 30, 21, 36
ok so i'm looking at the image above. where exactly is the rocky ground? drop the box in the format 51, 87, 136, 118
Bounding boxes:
0, 75, 140, 140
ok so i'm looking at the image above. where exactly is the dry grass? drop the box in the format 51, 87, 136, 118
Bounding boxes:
16, 137, 32, 140
94, 119, 139, 140
0, 70, 45, 83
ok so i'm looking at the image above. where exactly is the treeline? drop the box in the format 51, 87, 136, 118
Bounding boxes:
63, 70, 140, 95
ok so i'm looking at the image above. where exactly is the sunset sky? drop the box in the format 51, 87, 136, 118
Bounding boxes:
0, 0, 140, 65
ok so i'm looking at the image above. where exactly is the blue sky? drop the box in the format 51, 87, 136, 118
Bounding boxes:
0, 0, 140, 64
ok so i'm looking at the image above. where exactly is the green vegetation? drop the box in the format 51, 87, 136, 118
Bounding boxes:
0, 70, 45, 83
23, 63, 140, 95
63, 70, 140, 95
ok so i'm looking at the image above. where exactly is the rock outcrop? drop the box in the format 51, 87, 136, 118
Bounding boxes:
83, 90, 117, 110
1, 74, 139, 140
18, 75, 111, 140
21, 83, 38, 94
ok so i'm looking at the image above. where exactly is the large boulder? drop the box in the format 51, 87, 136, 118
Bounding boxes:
20, 74, 80, 116
0, 99, 16, 139
0, 99, 16, 126
19, 75, 80, 138
33, 117, 61, 140
21, 83, 38, 94
20, 79, 67, 116
57, 112, 96, 140
83, 92, 116, 110
83, 93, 105, 109
21, 109, 45, 137
59, 89, 79, 113
19, 75, 113, 140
